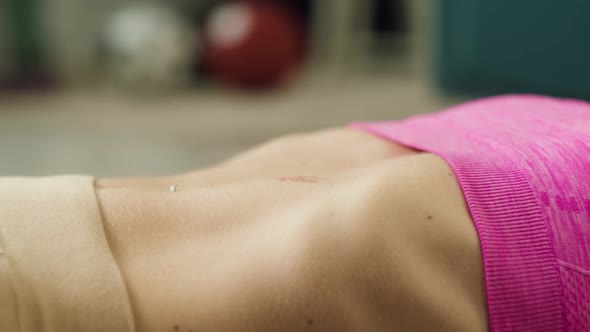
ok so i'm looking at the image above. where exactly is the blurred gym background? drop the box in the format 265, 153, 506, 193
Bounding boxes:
1, 0, 589, 176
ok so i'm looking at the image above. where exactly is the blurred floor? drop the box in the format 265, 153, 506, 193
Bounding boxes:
0, 74, 464, 177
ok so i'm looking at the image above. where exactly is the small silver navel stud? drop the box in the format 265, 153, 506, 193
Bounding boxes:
169, 184, 179, 192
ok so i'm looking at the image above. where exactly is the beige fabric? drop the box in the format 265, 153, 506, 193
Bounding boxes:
0, 176, 134, 332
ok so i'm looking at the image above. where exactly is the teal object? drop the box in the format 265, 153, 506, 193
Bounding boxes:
436, 1, 590, 100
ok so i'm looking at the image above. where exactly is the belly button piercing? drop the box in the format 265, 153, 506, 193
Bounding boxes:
169, 184, 179, 192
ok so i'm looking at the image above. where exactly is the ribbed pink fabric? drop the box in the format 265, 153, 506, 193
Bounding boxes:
352, 95, 590, 332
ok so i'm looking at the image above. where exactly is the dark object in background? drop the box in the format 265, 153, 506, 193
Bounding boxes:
371, 0, 406, 34
0, 0, 53, 92
370, 0, 407, 56
437, 0, 590, 100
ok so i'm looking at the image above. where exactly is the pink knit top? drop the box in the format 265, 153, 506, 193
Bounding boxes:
352, 95, 589, 332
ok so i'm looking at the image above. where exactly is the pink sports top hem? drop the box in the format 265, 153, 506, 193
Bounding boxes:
352, 94, 590, 331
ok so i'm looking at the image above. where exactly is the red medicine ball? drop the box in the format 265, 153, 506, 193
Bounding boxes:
203, 1, 306, 88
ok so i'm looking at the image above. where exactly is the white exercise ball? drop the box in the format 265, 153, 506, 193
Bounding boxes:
103, 4, 196, 90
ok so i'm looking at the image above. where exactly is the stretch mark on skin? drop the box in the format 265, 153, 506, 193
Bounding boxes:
276, 176, 322, 184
